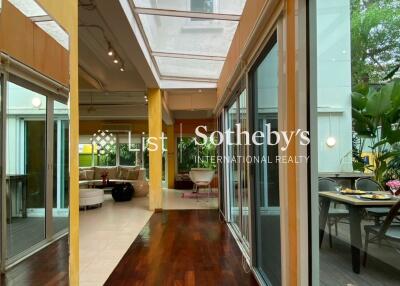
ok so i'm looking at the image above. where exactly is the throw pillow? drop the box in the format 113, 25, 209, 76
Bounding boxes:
85, 169, 94, 180
118, 168, 129, 180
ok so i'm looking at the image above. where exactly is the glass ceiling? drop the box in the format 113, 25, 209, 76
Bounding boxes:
133, 0, 246, 15
8, 0, 70, 50
130, 0, 246, 82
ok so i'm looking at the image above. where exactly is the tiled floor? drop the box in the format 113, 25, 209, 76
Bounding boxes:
79, 188, 218, 286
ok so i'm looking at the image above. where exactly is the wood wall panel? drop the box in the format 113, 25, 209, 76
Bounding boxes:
0, 0, 69, 86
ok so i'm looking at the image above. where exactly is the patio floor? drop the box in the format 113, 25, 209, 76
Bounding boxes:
320, 220, 400, 286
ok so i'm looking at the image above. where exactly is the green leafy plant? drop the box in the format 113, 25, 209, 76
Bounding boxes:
351, 0, 400, 85
351, 79, 400, 183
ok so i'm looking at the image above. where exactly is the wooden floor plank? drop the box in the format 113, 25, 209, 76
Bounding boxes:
0, 236, 68, 286
105, 210, 258, 286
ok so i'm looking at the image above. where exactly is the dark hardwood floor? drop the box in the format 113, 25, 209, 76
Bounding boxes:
0, 236, 69, 286
105, 210, 259, 286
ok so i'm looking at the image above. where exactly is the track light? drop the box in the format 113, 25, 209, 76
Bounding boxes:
107, 41, 114, 56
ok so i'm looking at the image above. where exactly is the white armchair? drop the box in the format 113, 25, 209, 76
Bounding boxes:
189, 168, 215, 200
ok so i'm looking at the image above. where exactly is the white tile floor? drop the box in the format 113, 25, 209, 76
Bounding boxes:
79, 188, 217, 286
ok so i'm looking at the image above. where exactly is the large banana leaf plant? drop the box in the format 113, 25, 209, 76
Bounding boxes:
351, 79, 400, 184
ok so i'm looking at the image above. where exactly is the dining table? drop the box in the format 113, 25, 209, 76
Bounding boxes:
319, 191, 399, 274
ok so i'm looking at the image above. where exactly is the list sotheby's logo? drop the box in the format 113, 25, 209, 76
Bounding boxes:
194, 124, 310, 150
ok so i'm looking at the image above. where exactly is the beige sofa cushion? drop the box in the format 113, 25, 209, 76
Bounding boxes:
79, 170, 87, 180
127, 169, 140, 180
85, 169, 94, 180
117, 168, 129, 180
79, 167, 94, 180
94, 166, 118, 180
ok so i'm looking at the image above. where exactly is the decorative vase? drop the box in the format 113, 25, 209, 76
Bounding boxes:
112, 183, 134, 202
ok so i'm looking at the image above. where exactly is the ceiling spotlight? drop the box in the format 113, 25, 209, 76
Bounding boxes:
144, 95, 147, 99
113, 58, 119, 64
107, 42, 114, 56
120, 66, 125, 72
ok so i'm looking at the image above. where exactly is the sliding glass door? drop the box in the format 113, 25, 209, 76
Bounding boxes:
53, 101, 69, 234
225, 81, 250, 251
0, 74, 69, 267
6, 81, 47, 259
226, 102, 240, 232
250, 33, 281, 285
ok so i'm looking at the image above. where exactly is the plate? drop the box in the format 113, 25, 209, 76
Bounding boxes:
340, 189, 366, 195
360, 194, 392, 200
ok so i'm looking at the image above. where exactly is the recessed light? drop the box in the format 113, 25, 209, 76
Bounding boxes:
113, 58, 119, 64
120, 66, 125, 72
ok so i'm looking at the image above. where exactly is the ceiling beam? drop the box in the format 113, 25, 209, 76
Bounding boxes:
30, 15, 53, 22
152, 51, 225, 61
134, 7, 241, 21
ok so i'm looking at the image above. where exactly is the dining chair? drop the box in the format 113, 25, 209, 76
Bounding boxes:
319, 178, 349, 248
355, 177, 390, 225
363, 199, 400, 266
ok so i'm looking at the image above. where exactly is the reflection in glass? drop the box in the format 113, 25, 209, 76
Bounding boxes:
253, 38, 281, 285
6, 82, 46, 258
53, 101, 69, 234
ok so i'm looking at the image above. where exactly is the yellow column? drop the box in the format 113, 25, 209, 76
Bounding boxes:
167, 125, 175, 189
148, 88, 163, 211
36, 1, 79, 284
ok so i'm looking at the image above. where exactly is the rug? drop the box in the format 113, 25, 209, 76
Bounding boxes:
181, 192, 218, 199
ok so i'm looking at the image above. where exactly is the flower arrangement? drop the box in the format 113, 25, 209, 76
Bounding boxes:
101, 170, 109, 185
386, 180, 400, 196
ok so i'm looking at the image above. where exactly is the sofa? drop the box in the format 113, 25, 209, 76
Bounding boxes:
79, 166, 149, 197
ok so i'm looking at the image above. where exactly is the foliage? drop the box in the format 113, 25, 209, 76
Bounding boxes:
97, 145, 116, 166
177, 137, 216, 173
351, 0, 400, 85
351, 79, 400, 183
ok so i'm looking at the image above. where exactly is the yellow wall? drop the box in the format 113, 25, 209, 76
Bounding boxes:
35, 0, 79, 284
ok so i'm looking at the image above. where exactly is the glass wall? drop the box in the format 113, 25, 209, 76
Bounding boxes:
0, 74, 70, 266
310, 0, 400, 284
251, 34, 281, 285
79, 134, 141, 167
